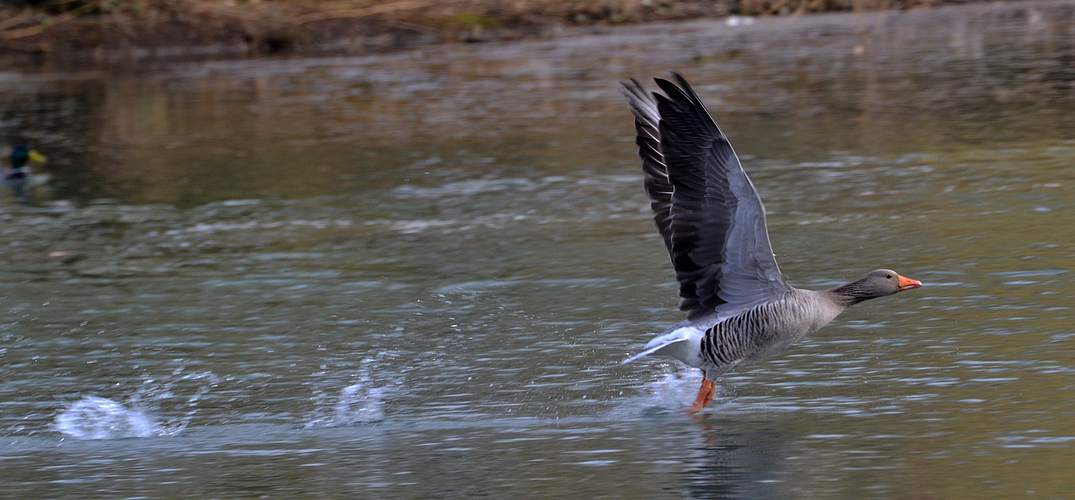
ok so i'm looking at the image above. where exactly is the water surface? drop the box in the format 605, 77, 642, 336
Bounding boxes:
1, 1, 1074, 498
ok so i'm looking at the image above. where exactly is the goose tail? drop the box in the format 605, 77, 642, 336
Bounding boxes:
622, 325, 704, 366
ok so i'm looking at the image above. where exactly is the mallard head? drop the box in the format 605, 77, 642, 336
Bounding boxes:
11, 146, 46, 170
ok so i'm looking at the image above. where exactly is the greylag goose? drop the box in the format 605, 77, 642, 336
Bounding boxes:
621, 74, 921, 414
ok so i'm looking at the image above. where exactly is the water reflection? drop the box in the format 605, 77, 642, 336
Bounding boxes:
1, 3, 1072, 206
683, 422, 790, 499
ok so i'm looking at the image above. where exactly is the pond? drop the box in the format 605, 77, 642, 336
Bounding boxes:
1, 1, 1073, 497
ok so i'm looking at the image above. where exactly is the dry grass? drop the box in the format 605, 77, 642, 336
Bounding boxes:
0, 0, 969, 58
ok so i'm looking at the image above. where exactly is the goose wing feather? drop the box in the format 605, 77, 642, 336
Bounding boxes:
624, 74, 788, 320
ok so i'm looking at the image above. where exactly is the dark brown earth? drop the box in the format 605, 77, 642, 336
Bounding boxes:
0, 0, 1005, 67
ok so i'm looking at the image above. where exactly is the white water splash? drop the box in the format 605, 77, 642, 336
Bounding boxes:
305, 361, 388, 428
608, 367, 716, 418
131, 368, 220, 435
331, 380, 386, 425
639, 369, 706, 408
54, 396, 160, 439
53, 368, 220, 439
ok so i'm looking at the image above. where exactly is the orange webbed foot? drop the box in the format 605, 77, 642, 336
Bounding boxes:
687, 373, 716, 415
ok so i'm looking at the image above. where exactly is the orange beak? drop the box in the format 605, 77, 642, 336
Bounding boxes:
897, 275, 922, 291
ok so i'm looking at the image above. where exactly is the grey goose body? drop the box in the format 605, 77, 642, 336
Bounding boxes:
622, 74, 921, 413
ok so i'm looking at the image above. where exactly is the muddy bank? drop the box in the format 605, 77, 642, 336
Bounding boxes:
0, 0, 1016, 67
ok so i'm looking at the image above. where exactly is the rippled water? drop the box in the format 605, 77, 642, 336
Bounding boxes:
2, 1, 1074, 498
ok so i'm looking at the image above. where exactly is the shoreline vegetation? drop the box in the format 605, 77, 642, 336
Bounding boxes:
1, 0, 1003, 66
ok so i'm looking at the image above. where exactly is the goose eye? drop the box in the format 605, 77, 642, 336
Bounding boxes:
886, 274, 893, 279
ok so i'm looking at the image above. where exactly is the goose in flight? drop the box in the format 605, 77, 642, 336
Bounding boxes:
621, 74, 921, 414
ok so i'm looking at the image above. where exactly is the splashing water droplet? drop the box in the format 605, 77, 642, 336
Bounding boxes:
332, 381, 386, 425
305, 365, 389, 429
54, 396, 160, 439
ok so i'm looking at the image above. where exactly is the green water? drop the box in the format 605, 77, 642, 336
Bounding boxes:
1, 1, 1073, 498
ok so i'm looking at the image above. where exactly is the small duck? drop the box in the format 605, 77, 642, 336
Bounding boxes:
4, 146, 48, 205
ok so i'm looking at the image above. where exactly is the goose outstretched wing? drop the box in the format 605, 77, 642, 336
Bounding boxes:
623, 74, 787, 320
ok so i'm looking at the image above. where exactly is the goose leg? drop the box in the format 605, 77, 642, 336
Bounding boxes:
688, 371, 716, 414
